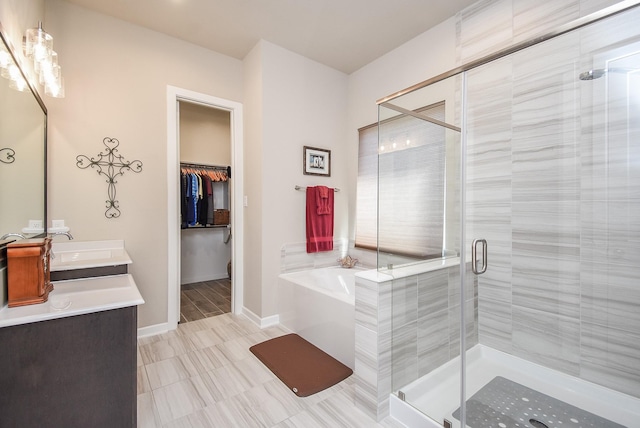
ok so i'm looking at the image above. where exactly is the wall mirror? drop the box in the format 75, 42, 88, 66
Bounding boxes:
0, 26, 47, 245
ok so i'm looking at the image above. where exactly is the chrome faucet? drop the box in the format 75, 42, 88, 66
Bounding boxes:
50, 231, 74, 240
0, 233, 26, 240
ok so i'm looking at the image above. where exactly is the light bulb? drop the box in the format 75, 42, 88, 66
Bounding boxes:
0, 49, 11, 69
9, 75, 28, 91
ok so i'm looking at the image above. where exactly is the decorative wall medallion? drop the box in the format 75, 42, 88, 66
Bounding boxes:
76, 137, 143, 218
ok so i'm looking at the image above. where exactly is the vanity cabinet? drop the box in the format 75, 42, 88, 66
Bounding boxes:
0, 306, 137, 428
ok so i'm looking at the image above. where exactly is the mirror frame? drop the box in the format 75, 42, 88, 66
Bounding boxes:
0, 22, 48, 250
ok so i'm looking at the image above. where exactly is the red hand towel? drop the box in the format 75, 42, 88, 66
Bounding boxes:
316, 185, 331, 215
306, 186, 334, 253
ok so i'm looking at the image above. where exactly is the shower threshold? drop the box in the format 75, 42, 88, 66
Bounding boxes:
389, 345, 639, 428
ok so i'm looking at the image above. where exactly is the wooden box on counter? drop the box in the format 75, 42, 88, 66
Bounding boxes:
7, 237, 53, 307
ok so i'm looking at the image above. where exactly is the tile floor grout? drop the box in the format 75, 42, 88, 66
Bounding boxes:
137, 312, 403, 427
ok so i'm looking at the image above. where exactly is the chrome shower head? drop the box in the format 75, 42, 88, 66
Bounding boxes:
579, 67, 639, 80
579, 69, 607, 80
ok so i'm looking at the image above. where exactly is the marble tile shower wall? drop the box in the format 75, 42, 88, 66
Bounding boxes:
390, 264, 478, 392
461, 0, 640, 398
354, 263, 476, 420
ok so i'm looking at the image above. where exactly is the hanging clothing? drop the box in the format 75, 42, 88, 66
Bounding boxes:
188, 173, 198, 226
180, 163, 230, 228
198, 176, 210, 226
180, 173, 188, 228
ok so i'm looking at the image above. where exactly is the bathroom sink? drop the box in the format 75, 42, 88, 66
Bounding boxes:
58, 249, 114, 263
50, 240, 132, 280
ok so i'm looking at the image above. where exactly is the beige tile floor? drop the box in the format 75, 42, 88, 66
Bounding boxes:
137, 313, 403, 427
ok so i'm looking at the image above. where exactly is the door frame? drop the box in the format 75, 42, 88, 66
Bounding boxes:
166, 85, 244, 329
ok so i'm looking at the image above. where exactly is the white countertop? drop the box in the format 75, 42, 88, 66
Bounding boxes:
0, 274, 144, 328
50, 239, 133, 271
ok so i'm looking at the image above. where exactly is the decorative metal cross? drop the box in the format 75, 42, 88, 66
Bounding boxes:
0, 147, 15, 164
76, 137, 143, 219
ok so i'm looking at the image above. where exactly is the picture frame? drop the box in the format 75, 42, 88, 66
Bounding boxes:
303, 146, 331, 177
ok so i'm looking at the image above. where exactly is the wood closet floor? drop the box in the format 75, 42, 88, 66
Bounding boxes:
180, 279, 231, 323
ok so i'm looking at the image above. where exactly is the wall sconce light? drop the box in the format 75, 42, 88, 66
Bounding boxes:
23, 22, 65, 98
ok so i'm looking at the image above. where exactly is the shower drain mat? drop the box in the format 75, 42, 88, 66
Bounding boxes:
452, 376, 626, 428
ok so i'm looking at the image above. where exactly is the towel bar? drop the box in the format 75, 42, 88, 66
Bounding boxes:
295, 185, 340, 192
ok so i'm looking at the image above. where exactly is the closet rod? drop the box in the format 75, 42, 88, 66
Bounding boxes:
180, 162, 229, 171
294, 185, 340, 192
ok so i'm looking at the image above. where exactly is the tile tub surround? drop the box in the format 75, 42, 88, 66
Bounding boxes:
137, 313, 404, 427
354, 258, 477, 421
280, 240, 377, 274
280, 241, 348, 274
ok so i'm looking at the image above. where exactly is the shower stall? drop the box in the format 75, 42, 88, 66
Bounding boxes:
376, 2, 640, 427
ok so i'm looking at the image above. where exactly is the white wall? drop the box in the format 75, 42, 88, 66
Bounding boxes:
243, 40, 349, 318
180, 229, 230, 283
179, 102, 231, 164
44, 0, 243, 328
241, 41, 264, 316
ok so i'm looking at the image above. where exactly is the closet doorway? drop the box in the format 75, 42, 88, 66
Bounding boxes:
167, 86, 244, 330
179, 102, 232, 322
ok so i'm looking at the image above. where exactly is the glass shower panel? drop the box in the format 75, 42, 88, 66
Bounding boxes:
377, 75, 462, 271
380, 73, 466, 427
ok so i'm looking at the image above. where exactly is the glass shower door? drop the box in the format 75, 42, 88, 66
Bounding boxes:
382, 5, 640, 427
461, 6, 640, 428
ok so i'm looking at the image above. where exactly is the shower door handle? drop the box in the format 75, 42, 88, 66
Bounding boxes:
471, 239, 487, 275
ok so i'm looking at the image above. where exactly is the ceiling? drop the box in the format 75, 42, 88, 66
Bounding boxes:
62, 0, 477, 74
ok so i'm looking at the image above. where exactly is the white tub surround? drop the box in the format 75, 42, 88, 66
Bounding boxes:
278, 266, 366, 369
354, 258, 477, 422
0, 274, 144, 328
50, 239, 132, 271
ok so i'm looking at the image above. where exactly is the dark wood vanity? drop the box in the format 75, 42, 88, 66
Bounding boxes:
0, 306, 138, 428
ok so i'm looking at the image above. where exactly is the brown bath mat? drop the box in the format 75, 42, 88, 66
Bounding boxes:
249, 333, 353, 397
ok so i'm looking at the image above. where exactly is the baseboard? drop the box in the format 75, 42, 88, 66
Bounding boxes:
242, 306, 280, 329
138, 310, 278, 338
137, 322, 173, 338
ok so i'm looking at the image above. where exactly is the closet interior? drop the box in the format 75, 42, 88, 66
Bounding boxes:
179, 101, 232, 323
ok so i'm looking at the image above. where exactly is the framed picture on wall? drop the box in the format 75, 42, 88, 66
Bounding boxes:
303, 146, 331, 177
